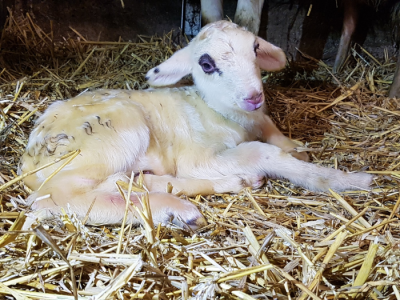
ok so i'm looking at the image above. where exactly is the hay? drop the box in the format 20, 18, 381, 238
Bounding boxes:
1, 11, 400, 300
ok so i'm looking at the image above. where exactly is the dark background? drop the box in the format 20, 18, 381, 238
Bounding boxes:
0, 0, 396, 65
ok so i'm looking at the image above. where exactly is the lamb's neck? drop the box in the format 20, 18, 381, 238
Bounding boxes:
201, 93, 263, 134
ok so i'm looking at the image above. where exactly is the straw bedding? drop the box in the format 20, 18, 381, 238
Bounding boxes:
1, 10, 400, 300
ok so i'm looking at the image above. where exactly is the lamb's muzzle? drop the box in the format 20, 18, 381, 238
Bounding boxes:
242, 92, 264, 111
20, 20, 372, 230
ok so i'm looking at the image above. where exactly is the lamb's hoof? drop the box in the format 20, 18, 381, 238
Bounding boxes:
150, 194, 207, 230
212, 174, 264, 194
277, 138, 309, 162
170, 202, 207, 230
176, 214, 207, 230
289, 149, 309, 162
241, 174, 265, 189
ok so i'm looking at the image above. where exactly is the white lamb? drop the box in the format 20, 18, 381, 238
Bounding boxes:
20, 21, 372, 230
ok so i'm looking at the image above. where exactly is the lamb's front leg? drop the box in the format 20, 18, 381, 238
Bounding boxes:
191, 142, 372, 192
259, 114, 309, 162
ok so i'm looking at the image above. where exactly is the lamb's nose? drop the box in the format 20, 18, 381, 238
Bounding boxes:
244, 92, 263, 105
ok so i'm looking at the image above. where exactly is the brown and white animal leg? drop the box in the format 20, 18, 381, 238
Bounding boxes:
333, 0, 358, 73
186, 142, 372, 192
201, 0, 224, 25
141, 173, 264, 195
24, 172, 206, 230
259, 114, 309, 161
234, 0, 265, 35
389, 51, 400, 98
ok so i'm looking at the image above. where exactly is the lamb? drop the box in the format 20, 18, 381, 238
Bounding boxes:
20, 21, 373, 230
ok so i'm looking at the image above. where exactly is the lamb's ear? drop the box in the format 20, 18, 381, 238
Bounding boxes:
256, 37, 287, 72
145, 46, 193, 86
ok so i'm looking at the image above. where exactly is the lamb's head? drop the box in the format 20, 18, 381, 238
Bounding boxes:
145, 20, 286, 113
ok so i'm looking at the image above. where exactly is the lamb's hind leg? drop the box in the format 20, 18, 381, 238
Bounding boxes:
188, 142, 372, 192
23, 173, 206, 230
141, 173, 265, 196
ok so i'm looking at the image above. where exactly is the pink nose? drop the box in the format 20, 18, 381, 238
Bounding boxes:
244, 93, 263, 103
244, 92, 263, 107
239, 92, 264, 111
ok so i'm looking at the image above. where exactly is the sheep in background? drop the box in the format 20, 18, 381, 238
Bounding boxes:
324, 0, 400, 97
201, 0, 264, 34
332, 0, 397, 73
20, 21, 372, 230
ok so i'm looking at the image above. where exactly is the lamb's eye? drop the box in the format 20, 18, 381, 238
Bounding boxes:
199, 54, 218, 74
254, 42, 260, 56
201, 62, 214, 73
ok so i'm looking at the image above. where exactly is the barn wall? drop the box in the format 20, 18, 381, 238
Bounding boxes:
0, 0, 397, 65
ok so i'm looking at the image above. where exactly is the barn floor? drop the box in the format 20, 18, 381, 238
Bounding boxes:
1, 11, 400, 300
